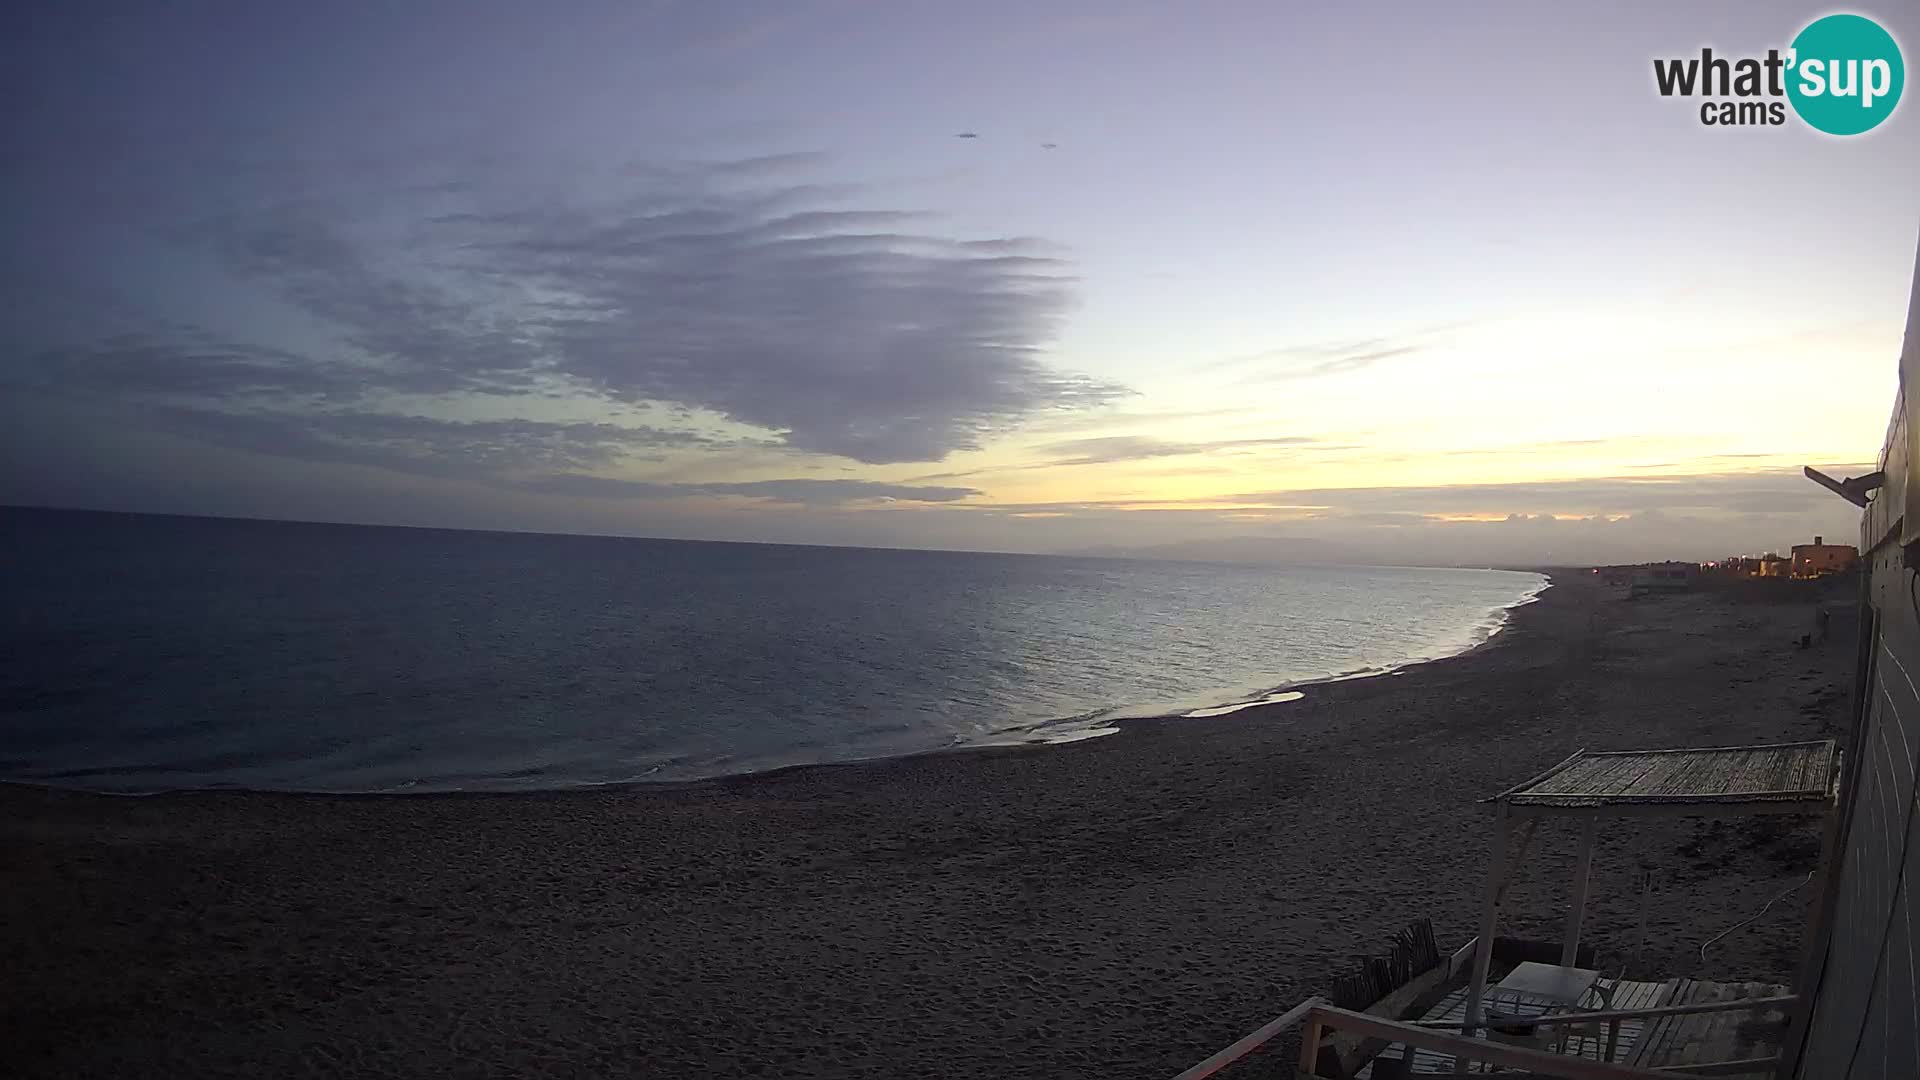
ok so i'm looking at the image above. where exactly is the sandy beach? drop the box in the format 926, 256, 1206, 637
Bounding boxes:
3, 573, 1854, 1079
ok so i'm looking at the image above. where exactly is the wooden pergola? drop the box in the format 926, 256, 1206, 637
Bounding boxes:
1459, 740, 1842, 1037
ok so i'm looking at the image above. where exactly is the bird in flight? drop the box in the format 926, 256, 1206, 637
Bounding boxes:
1041, 142, 1058, 149
954, 132, 979, 139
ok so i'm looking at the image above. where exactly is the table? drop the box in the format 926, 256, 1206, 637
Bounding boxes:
1495, 962, 1602, 1006
1478, 963, 1616, 1061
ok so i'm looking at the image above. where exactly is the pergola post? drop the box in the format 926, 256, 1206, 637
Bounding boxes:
1461, 804, 1512, 1039
1563, 815, 1600, 966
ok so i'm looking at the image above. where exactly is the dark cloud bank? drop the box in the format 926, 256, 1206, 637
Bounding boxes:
7, 156, 1120, 507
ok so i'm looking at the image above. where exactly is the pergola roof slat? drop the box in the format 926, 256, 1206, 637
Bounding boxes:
1481, 740, 1839, 815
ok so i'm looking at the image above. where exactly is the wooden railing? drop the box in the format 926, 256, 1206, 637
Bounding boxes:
1165, 948, 1794, 1079
1168, 996, 1328, 1080
1407, 992, 1799, 1030
1297, 1005, 1670, 1079
1299, 996, 1795, 1079
1169, 937, 1485, 1080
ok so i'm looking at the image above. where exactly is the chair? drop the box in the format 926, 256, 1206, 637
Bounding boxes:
1480, 989, 1553, 1071
1550, 980, 1622, 1062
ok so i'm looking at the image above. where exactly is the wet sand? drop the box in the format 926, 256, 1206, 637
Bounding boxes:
2, 573, 1853, 1078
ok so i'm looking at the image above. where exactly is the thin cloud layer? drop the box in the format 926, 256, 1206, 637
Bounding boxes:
1232, 472, 1869, 518
1037, 434, 1326, 465
26, 333, 368, 403
1205, 320, 1475, 383
980, 468, 1877, 520
515, 475, 981, 505
1246, 344, 1421, 382
142, 408, 716, 479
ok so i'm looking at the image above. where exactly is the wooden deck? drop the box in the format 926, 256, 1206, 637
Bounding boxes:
1354, 976, 1786, 1077
1625, 978, 1790, 1078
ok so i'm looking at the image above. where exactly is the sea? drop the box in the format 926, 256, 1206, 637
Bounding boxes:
0, 507, 1546, 794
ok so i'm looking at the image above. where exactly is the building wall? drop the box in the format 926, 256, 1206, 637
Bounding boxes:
1792, 236, 1920, 1078
1792, 545, 1859, 578
1794, 537, 1920, 1079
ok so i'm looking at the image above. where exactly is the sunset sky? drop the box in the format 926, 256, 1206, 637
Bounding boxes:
3, 0, 1917, 565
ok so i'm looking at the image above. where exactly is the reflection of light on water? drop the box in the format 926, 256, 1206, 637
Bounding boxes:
1183, 690, 1305, 718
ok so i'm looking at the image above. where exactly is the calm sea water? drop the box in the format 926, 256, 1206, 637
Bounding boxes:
1, 508, 1545, 793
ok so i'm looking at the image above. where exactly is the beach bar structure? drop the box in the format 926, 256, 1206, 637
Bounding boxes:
1459, 740, 1841, 1042
1168, 740, 1842, 1080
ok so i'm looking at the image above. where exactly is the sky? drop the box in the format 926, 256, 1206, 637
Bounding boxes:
2, 0, 1916, 566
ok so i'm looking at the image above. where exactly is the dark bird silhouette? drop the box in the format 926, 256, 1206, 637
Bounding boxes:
954, 132, 979, 139
1041, 142, 1058, 149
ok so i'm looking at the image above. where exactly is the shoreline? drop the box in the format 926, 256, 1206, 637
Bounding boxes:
705, 570, 1557, 787
2, 572, 1553, 800
5, 572, 1848, 1079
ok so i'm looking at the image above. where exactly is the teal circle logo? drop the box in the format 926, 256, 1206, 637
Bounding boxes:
1786, 14, 1904, 135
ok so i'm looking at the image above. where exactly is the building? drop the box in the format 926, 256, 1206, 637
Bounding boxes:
1790, 534, 1858, 579
1629, 561, 1696, 593
1709, 553, 1798, 579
